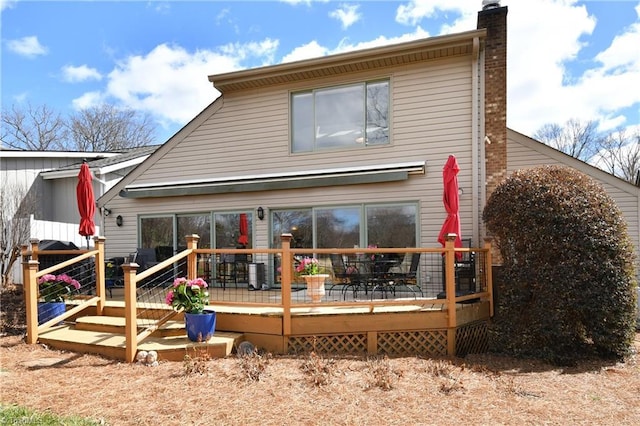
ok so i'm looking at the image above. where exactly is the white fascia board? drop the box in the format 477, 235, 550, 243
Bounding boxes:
41, 156, 149, 180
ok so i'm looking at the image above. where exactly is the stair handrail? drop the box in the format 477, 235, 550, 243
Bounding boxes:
23, 236, 107, 344
122, 235, 200, 362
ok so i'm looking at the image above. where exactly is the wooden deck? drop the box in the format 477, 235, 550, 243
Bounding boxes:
37, 296, 490, 362
25, 235, 494, 362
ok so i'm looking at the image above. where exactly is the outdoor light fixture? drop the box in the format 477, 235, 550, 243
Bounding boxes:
257, 207, 264, 221
458, 187, 464, 196
116, 215, 123, 227
104, 208, 112, 216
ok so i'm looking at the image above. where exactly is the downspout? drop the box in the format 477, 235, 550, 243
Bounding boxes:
93, 172, 108, 235
471, 37, 481, 244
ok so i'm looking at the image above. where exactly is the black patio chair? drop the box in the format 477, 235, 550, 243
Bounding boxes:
329, 254, 366, 300
388, 252, 422, 296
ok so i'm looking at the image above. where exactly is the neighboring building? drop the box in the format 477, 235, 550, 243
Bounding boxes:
1, 147, 156, 283
96, 3, 639, 287
1, 147, 156, 240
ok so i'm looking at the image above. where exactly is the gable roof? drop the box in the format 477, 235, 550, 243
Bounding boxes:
40, 146, 159, 180
507, 128, 640, 195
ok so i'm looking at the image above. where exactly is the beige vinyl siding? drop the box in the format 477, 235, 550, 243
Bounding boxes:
133, 56, 472, 184
507, 129, 640, 272
102, 55, 478, 257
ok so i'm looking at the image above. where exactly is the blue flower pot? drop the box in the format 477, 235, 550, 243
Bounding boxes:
184, 311, 216, 342
38, 302, 66, 325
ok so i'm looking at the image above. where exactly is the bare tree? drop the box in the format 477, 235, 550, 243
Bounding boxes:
0, 183, 36, 287
534, 118, 600, 162
1, 103, 67, 150
68, 104, 156, 151
594, 129, 640, 184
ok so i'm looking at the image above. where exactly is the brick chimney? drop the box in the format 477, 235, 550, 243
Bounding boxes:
477, 1, 508, 200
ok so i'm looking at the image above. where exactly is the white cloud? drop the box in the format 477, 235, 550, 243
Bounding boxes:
329, 4, 361, 30
396, 0, 472, 26
282, 27, 430, 63
281, 41, 328, 63
71, 91, 105, 110
393, 0, 640, 136
505, 0, 640, 135
61, 65, 102, 83
0, 0, 17, 12
219, 38, 279, 66
6, 35, 48, 58
72, 40, 278, 127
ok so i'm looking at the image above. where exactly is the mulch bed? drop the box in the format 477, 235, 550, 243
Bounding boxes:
1, 286, 639, 425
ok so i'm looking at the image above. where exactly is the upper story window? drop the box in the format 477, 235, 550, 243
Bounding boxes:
291, 80, 389, 153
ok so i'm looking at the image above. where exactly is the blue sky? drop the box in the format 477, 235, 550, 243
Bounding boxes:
2, 0, 639, 144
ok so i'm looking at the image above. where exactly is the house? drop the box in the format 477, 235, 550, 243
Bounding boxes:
1, 146, 156, 282
96, 3, 639, 288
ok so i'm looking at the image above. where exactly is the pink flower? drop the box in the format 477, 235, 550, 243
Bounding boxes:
38, 274, 57, 285
172, 277, 188, 288
296, 257, 319, 275
165, 290, 174, 305
190, 277, 208, 288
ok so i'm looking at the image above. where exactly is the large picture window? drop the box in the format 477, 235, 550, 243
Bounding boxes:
291, 80, 389, 153
270, 204, 416, 282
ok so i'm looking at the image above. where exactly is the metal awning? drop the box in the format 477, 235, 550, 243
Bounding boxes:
119, 161, 425, 198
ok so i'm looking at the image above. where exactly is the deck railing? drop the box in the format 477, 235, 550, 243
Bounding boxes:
23, 233, 493, 362
23, 237, 107, 344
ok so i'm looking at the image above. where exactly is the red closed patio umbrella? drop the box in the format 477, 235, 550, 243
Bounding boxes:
437, 155, 462, 258
238, 213, 249, 246
77, 161, 96, 249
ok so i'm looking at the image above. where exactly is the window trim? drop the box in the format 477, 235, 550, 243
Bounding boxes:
290, 79, 390, 153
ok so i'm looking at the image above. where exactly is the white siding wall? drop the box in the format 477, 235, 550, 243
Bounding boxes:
102, 55, 479, 258
1, 155, 86, 221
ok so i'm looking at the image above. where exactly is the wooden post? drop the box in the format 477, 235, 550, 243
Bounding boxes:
123, 262, 139, 363
186, 234, 200, 281
280, 234, 293, 340
483, 237, 494, 317
445, 233, 457, 356
24, 260, 40, 344
30, 239, 39, 263
94, 236, 106, 315
20, 244, 30, 305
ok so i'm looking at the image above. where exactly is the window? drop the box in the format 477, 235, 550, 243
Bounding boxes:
177, 214, 211, 251
366, 205, 417, 248
316, 207, 360, 249
272, 210, 312, 249
215, 212, 253, 249
140, 216, 174, 253
270, 204, 416, 283
291, 80, 389, 153
140, 212, 252, 254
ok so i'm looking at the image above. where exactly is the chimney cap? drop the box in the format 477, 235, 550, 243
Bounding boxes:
482, 0, 501, 10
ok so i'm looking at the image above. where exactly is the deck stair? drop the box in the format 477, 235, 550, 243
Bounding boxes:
37, 312, 244, 362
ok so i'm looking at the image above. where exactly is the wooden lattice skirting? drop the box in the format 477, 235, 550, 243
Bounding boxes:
287, 329, 450, 357
455, 320, 489, 356
287, 322, 488, 357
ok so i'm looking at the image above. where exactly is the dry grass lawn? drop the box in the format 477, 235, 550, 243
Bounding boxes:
1, 287, 639, 425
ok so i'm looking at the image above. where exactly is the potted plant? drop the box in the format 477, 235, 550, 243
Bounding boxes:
296, 257, 329, 303
165, 277, 216, 341
37, 273, 80, 324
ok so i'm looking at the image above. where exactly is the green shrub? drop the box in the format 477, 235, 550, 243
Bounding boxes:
483, 165, 637, 365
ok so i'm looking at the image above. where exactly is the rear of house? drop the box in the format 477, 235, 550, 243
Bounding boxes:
98, 8, 509, 290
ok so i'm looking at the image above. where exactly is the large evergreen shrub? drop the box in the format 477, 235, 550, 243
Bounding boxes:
483, 165, 637, 365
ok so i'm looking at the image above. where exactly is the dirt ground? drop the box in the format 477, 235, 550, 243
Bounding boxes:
2, 286, 640, 426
